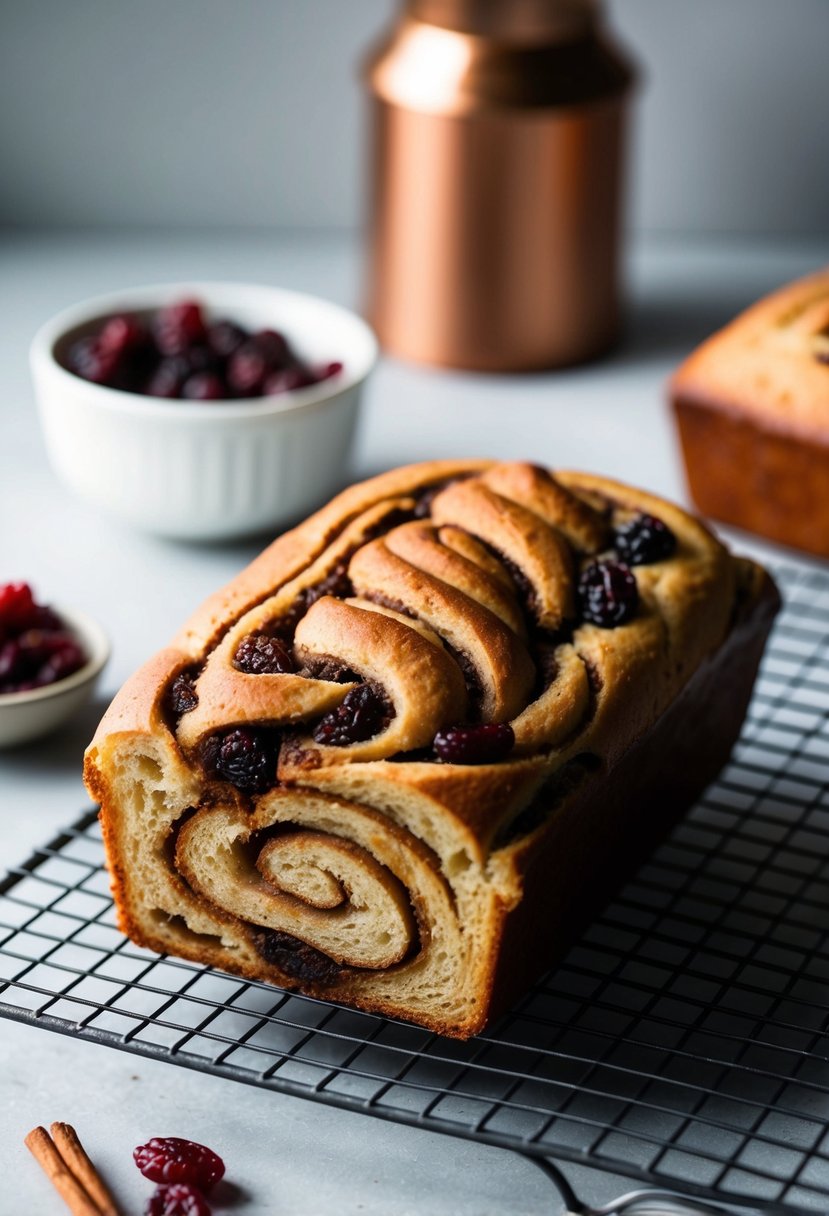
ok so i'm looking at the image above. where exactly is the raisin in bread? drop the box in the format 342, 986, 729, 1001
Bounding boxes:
671, 266, 829, 557
84, 461, 778, 1038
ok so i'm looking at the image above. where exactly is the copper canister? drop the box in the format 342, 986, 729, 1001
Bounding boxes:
363, 0, 635, 371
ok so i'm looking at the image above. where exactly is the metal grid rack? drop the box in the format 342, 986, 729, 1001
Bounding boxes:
3, 563, 829, 1214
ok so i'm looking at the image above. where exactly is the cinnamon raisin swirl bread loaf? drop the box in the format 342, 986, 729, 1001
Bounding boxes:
84, 462, 778, 1038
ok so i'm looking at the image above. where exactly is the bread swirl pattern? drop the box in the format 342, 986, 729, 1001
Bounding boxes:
85, 460, 775, 1037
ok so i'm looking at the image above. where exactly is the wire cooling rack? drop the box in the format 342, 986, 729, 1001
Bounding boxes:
3, 563, 829, 1215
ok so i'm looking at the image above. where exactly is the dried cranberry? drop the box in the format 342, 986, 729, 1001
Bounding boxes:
134, 1136, 225, 1190
185, 345, 222, 374
147, 356, 189, 398
578, 560, 638, 628
263, 366, 314, 396
200, 727, 278, 792
234, 633, 295, 675
98, 314, 147, 355
207, 320, 246, 358
0, 584, 87, 693
16, 629, 51, 664
313, 684, 389, 746
145, 1184, 211, 1216
153, 301, 207, 355
252, 328, 289, 367
433, 722, 514, 765
226, 341, 267, 396
66, 336, 120, 385
33, 633, 86, 685
614, 513, 676, 566
0, 582, 37, 632
0, 641, 21, 682
0, 629, 85, 692
168, 672, 198, 716
121, 345, 159, 393
316, 360, 343, 381
181, 372, 225, 401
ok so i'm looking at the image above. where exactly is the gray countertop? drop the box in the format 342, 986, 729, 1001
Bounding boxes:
0, 229, 824, 1214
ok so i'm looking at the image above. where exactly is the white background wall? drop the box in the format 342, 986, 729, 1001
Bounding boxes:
2, 0, 828, 236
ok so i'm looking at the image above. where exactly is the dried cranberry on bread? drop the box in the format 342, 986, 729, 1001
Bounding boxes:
84, 461, 777, 1038
671, 266, 829, 557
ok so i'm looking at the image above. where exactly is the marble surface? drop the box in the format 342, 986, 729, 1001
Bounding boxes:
0, 229, 825, 1213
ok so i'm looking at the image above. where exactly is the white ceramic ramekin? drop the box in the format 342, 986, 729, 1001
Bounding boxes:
30, 282, 378, 540
0, 606, 110, 748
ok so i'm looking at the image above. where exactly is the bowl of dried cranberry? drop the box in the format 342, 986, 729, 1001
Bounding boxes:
30, 283, 377, 539
0, 582, 110, 747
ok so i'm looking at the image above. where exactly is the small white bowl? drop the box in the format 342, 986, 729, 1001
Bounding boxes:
0, 606, 110, 748
30, 282, 378, 540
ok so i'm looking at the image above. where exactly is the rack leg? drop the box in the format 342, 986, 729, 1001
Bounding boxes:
517, 1154, 759, 1216
518, 1153, 581, 1214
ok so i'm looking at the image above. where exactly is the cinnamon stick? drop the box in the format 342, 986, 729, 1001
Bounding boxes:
25, 1123, 121, 1216
51, 1122, 121, 1216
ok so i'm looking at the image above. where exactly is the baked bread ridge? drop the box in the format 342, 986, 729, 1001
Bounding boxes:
670, 267, 829, 556
84, 460, 776, 1038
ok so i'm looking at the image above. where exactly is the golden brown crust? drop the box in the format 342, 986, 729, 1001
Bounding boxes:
172, 460, 491, 655
670, 266, 829, 443
670, 267, 829, 556
85, 460, 775, 1037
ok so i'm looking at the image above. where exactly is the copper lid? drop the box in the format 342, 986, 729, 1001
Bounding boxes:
408, 0, 600, 41
366, 10, 633, 115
